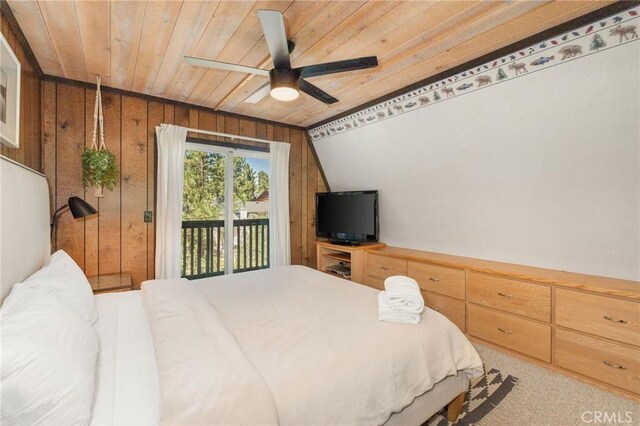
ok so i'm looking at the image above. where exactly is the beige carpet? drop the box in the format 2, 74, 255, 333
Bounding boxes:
473, 343, 639, 425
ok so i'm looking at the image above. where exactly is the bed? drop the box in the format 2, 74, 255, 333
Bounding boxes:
1, 155, 482, 425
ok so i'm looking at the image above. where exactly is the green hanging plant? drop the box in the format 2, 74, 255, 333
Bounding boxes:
82, 75, 117, 198
82, 148, 118, 193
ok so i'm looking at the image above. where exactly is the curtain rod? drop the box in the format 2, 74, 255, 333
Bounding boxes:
182, 126, 280, 145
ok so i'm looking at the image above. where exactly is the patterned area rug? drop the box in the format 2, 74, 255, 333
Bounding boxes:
424, 367, 519, 426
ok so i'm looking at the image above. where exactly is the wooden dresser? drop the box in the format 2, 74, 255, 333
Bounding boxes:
361, 246, 640, 400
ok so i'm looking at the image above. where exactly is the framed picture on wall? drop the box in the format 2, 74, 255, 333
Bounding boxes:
0, 31, 20, 148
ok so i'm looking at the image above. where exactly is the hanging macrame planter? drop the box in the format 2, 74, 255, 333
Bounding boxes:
82, 76, 118, 198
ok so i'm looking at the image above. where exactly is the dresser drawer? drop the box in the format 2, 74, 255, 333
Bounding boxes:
555, 289, 640, 347
423, 291, 465, 331
467, 273, 551, 322
364, 275, 385, 290
467, 304, 551, 361
366, 253, 407, 280
409, 262, 465, 300
555, 329, 640, 395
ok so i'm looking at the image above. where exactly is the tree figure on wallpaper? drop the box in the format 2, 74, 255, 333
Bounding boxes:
590, 34, 607, 50
496, 68, 508, 81
433, 91, 441, 101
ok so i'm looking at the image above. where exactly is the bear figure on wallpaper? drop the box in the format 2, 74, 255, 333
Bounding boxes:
476, 76, 492, 87
418, 96, 430, 106
609, 25, 638, 43
559, 45, 583, 60
508, 62, 528, 75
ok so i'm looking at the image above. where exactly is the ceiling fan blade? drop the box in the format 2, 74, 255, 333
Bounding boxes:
184, 56, 269, 76
244, 82, 271, 104
296, 56, 378, 79
256, 10, 291, 69
299, 79, 338, 104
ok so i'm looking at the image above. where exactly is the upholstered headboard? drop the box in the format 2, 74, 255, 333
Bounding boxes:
0, 156, 51, 302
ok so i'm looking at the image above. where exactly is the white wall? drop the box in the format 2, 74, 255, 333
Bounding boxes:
314, 43, 640, 280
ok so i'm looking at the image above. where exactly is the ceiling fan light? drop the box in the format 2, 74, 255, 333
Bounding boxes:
270, 86, 299, 101
269, 68, 300, 102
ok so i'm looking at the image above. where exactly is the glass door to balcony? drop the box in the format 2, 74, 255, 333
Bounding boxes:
232, 153, 270, 273
181, 141, 269, 279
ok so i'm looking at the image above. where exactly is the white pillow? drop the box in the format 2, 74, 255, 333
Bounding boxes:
23, 250, 97, 324
0, 289, 99, 425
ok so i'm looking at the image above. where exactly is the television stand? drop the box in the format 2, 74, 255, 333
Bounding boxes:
328, 240, 363, 247
316, 241, 386, 284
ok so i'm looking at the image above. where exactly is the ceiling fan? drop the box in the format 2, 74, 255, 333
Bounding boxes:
184, 10, 379, 105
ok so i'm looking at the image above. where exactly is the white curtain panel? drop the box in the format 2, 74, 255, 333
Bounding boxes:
155, 124, 187, 279
269, 141, 291, 267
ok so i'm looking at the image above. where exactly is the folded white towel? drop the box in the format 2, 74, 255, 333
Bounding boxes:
383, 276, 424, 314
377, 292, 421, 324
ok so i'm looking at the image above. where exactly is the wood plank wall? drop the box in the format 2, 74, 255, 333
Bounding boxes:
42, 80, 327, 287
0, 10, 41, 171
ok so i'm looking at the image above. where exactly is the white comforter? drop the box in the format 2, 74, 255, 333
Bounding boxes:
142, 279, 279, 425
142, 266, 482, 426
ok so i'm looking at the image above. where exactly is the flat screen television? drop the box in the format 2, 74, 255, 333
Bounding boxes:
316, 190, 378, 244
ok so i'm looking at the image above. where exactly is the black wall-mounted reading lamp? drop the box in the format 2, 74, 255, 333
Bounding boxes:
50, 196, 97, 238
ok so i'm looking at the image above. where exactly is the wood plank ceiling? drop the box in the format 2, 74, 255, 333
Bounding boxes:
8, 0, 613, 128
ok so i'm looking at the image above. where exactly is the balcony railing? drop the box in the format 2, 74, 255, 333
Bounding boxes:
181, 218, 269, 279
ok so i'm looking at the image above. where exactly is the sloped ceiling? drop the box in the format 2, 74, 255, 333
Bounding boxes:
7, 0, 613, 127
311, 8, 640, 280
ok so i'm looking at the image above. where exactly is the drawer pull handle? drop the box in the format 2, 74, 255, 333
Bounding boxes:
380, 266, 389, 270
497, 327, 513, 335
429, 277, 440, 282
603, 316, 627, 324
498, 292, 513, 298
603, 360, 627, 370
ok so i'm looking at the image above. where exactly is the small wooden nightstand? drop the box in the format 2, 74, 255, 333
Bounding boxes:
87, 272, 133, 294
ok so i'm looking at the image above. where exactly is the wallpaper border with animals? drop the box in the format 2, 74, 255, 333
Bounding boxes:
308, 5, 639, 141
